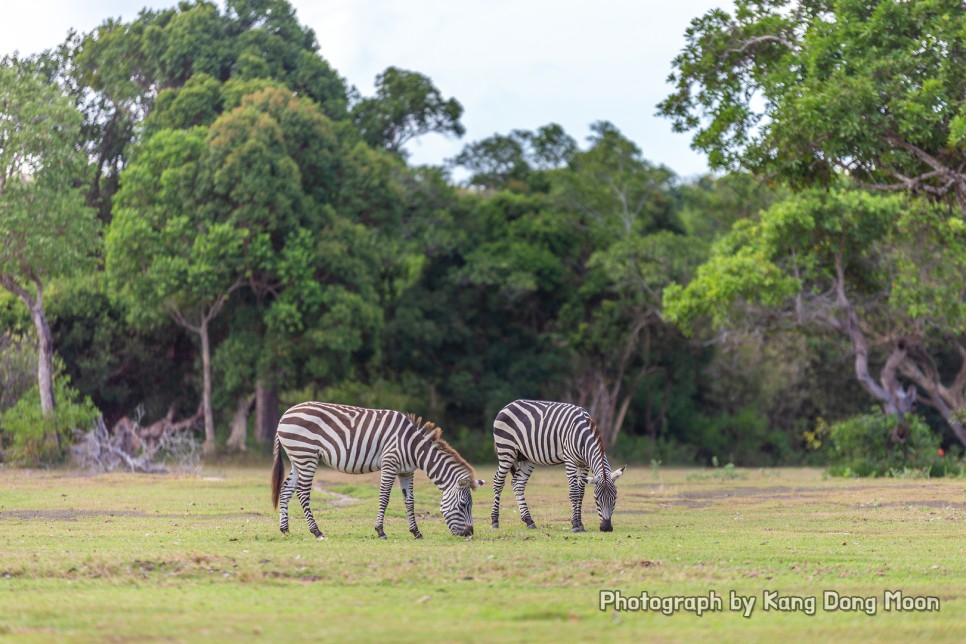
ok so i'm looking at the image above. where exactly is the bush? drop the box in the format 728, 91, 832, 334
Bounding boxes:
444, 426, 497, 465
0, 332, 35, 412
826, 409, 959, 477
609, 433, 697, 465
0, 376, 99, 466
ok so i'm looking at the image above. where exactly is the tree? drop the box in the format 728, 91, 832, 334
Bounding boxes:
108, 86, 380, 453
561, 231, 704, 446
452, 123, 577, 191
0, 58, 98, 418
67, 0, 347, 219
659, 0, 966, 214
351, 67, 465, 155
663, 186, 966, 446
107, 127, 246, 453
550, 122, 698, 444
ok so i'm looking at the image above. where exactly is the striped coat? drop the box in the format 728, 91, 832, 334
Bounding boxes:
272, 402, 484, 539
491, 399, 625, 532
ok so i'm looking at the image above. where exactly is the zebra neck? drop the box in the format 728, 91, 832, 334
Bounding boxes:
417, 440, 466, 490
585, 443, 611, 481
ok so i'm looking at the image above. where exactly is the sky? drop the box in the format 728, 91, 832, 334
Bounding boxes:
1, 0, 726, 179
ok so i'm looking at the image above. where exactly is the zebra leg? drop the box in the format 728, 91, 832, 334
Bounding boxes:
398, 472, 422, 539
490, 457, 513, 529
566, 463, 588, 533
294, 461, 324, 540
278, 466, 298, 535
374, 468, 396, 539
511, 461, 537, 529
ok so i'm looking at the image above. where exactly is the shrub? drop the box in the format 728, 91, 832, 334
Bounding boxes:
609, 433, 697, 465
0, 376, 99, 466
826, 409, 958, 477
0, 332, 35, 412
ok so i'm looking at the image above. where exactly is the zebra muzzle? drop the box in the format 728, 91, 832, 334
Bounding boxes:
599, 518, 613, 532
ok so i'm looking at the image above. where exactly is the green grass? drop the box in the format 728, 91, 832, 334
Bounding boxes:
0, 465, 963, 641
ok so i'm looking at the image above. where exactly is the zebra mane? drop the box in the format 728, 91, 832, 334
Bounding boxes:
587, 416, 607, 456
407, 414, 479, 489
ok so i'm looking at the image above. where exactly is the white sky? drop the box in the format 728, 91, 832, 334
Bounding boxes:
1, 0, 725, 178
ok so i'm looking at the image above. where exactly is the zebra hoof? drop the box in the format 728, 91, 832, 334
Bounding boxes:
279, 528, 289, 535
491, 522, 499, 529
310, 528, 323, 539
526, 522, 537, 530
411, 530, 423, 540
572, 526, 586, 533
378, 534, 388, 540
316, 533, 326, 541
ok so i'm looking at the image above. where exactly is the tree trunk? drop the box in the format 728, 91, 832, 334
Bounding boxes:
28, 300, 56, 417
612, 394, 633, 448
833, 256, 915, 417
199, 319, 216, 454
0, 275, 56, 416
227, 393, 254, 452
255, 380, 280, 444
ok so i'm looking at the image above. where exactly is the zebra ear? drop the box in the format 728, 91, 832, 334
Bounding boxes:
475, 479, 486, 489
457, 476, 472, 489
611, 466, 627, 482
585, 475, 600, 485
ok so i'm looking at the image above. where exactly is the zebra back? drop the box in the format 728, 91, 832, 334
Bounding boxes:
494, 399, 611, 477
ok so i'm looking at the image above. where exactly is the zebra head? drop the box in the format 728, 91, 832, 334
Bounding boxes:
441, 476, 485, 536
586, 466, 626, 532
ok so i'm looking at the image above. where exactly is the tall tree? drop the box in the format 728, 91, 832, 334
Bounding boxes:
108, 86, 379, 452
663, 186, 966, 446
0, 58, 98, 417
452, 123, 577, 191
107, 126, 246, 452
552, 122, 696, 444
69, 0, 347, 219
659, 0, 966, 214
351, 67, 465, 156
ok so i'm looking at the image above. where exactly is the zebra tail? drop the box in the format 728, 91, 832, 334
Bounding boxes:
271, 432, 283, 510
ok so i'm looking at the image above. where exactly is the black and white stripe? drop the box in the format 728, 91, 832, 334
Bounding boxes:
272, 402, 484, 539
490, 400, 625, 533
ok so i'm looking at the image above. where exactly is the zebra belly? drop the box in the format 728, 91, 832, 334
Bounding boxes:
318, 451, 382, 474
514, 446, 565, 467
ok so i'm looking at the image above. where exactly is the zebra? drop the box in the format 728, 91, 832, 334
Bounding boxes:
271, 402, 484, 539
490, 399, 626, 533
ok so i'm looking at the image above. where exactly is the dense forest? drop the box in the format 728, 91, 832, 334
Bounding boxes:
2, 0, 965, 473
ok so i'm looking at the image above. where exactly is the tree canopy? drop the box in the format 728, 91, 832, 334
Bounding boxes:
660, 0, 966, 213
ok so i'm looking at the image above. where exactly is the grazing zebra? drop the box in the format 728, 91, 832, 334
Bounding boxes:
491, 399, 626, 533
272, 402, 484, 539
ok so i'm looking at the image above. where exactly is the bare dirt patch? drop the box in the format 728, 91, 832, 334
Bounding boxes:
312, 483, 362, 507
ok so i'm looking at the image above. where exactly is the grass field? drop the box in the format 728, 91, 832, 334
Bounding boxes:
0, 463, 963, 642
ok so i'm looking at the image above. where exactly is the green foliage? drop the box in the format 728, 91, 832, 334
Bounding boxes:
452, 123, 576, 191
46, 274, 197, 424
663, 185, 932, 335
660, 0, 966, 208
826, 410, 955, 477
0, 58, 98, 286
351, 66, 465, 154
608, 433, 697, 465
687, 407, 795, 467
69, 0, 347, 218
0, 375, 99, 466
0, 332, 35, 412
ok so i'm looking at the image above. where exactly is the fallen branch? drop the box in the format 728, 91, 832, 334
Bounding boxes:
73, 407, 203, 473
